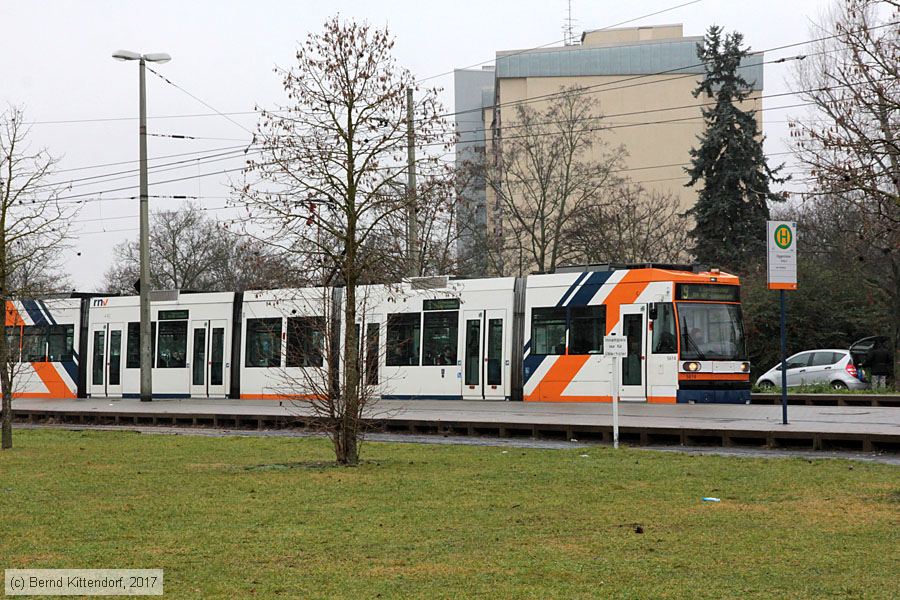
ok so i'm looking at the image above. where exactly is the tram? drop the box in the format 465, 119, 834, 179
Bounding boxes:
6, 264, 750, 403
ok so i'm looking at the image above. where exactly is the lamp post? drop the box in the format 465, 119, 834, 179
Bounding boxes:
112, 50, 171, 402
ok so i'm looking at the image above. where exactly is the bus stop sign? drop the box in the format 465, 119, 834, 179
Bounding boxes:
767, 221, 798, 290
604, 336, 628, 357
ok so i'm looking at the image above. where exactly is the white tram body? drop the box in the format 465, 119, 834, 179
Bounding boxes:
353, 277, 517, 401
239, 288, 330, 400
85, 292, 235, 398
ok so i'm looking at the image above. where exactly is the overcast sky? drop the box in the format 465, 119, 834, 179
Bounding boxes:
1, 0, 829, 290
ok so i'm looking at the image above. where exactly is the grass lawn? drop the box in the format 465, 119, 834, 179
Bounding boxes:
1, 430, 898, 599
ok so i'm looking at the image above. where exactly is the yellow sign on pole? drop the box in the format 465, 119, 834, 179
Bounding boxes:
767, 221, 797, 290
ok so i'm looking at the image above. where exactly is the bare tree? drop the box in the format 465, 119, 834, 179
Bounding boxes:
104, 202, 303, 293
568, 183, 692, 265
238, 17, 450, 464
0, 106, 75, 449
7, 239, 71, 295
791, 0, 899, 388
373, 167, 469, 277
484, 87, 624, 275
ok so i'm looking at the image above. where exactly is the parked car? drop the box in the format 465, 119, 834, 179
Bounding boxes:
756, 349, 868, 390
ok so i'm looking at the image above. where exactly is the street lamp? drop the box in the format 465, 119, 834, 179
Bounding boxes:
112, 50, 171, 402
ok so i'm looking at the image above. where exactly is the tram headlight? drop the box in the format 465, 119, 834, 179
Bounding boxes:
682, 361, 701, 372
739, 362, 750, 372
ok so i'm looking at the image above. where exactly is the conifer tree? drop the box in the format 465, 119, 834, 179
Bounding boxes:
685, 26, 785, 271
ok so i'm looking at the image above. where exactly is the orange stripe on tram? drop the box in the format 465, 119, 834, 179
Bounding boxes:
5, 301, 25, 327
524, 355, 590, 401
602, 272, 650, 334
647, 396, 677, 404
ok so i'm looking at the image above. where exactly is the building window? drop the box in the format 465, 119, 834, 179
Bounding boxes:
422, 311, 458, 366
569, 306, 604, 355
245, 318, 282, 368
286, 316, 324, 368
386, 313, 420, 366
531, 307, 567, 355
156, 321, 187, 368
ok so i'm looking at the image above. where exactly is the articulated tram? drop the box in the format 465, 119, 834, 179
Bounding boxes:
5, 264, 751, 403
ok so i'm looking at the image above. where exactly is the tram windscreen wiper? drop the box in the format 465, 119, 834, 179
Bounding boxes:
681, 320, 706, 360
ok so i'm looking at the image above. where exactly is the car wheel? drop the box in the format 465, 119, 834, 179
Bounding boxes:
831, 380, 849, 390
758, 380, 775, 390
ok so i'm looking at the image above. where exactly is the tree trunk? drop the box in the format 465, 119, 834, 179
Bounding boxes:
337, 271, 360, 466
894, 267, 900, 392
1, 323, 12, 450
0, 390, 10, 450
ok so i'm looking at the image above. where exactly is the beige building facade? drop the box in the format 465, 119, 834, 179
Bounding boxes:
454, 24, 764, 272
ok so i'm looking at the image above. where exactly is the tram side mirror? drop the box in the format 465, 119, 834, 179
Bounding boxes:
648, 303, 658, 320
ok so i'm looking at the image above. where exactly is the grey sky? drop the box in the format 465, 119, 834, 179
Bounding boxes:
1, 0, 828, 290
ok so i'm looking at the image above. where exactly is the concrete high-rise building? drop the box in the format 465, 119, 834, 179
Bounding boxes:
454, 24, 764, 273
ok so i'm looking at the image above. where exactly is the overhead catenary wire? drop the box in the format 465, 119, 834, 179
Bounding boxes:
427, 20, 898, 122
22, 26, 880, 207
24, 21, 892, 137
53, 143, 250, 174
146, 66, 255, 136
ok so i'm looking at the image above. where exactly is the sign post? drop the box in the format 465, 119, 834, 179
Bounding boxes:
767, 221, 798, 425
604, 335, 628, 448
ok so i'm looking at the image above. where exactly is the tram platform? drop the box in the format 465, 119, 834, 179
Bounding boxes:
11, 397, 900, 453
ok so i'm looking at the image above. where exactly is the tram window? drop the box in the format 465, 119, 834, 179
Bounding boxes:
210, 327, 225, 386
286, 316, 324, 368
22, 326, 47, 362
126, 322, 156, 369
156, 321, 187, 368
651, 303, 677, 354
386, 313, 420, 366
487, 318, 503, 385
5, 327, 20, 362
91, 330, 104, 385
569, 306, 604, 355
365, 323, 379, 385
422, 311, 458, 366
245, 318, 282, 368
531, 307, 567, 355
47, 325, 75, 362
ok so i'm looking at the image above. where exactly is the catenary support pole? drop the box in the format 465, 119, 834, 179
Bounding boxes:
406, 87, 418, 277
780, 289, 787, 424
139, 58, 153, 402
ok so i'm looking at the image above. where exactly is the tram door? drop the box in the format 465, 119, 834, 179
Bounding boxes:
461, 309, 505, 400
190, 319, 228, 397
89, 322, 123, 397
619, 304, 647, 401
461, 310, 483, 399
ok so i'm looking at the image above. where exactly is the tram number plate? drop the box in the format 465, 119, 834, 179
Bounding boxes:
604, 336, 628, 358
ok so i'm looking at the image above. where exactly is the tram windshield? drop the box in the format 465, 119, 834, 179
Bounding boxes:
676, 303, 746, 361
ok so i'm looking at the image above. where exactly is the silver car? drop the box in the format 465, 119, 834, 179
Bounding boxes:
756, 349, 868, 390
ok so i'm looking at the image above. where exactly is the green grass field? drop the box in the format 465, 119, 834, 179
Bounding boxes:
1, 430, 897, 599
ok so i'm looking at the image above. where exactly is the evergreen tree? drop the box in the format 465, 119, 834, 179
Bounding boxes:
685, 26, 785, 271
